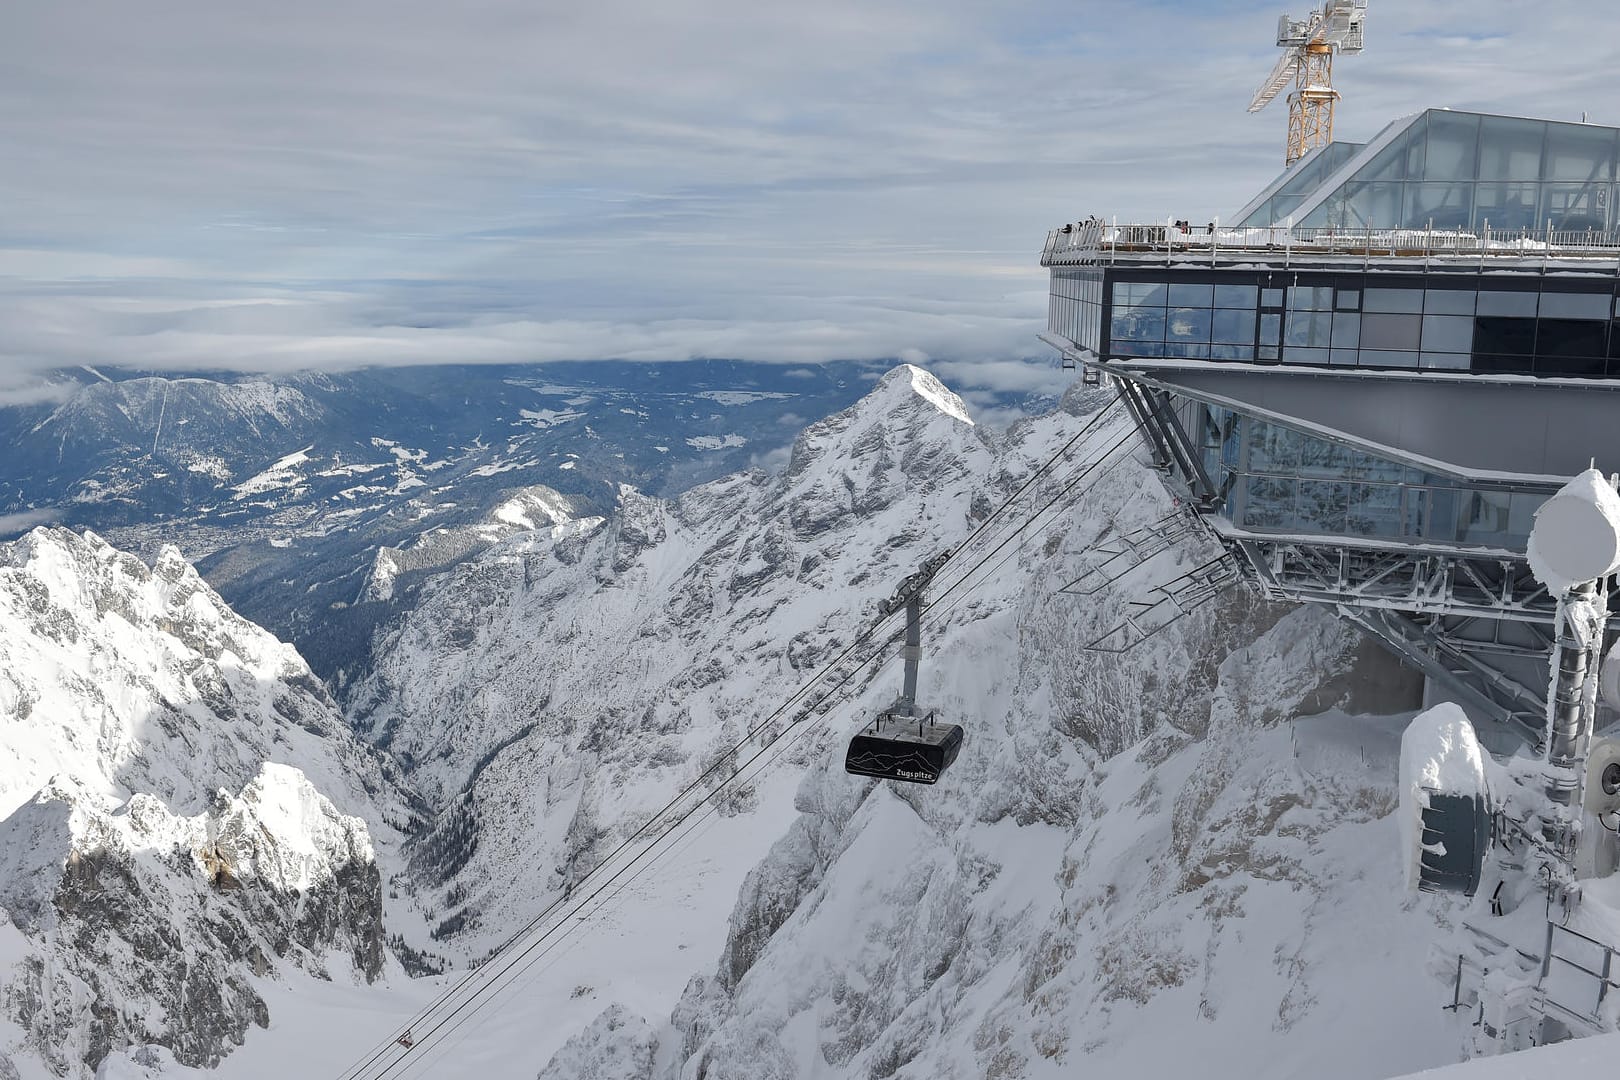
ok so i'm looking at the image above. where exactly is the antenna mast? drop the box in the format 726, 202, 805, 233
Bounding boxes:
1247, 0, 1367, 166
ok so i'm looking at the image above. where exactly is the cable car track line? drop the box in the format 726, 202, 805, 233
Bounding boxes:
339, 398, 1132, 1080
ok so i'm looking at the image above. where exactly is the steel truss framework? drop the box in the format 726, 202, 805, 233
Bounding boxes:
1103, 363, 1577, 747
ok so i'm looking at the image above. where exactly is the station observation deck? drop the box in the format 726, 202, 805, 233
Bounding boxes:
1040, 108, 1620, 747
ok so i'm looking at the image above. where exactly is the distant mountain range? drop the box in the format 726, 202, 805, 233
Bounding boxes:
0, 361, 1054, 688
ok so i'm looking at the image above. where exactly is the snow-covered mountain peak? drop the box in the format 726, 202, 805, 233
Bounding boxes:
0, 525, 389, 824
871, 363, 975, 426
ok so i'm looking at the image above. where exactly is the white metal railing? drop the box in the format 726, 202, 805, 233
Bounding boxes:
1041, 219, 1620, 268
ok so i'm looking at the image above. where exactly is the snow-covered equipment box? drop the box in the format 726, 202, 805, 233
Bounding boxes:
1399, 704, 1491, 896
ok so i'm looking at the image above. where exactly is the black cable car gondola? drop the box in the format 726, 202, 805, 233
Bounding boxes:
845, 551, 965, 786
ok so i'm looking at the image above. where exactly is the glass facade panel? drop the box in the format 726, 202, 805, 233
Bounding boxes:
1545, 124, 1616, 181
1289, 285, 1334, 310
1211, 308, 1256, 344
1343, 181, 1403, 229
1112, 307, 1166, 342
1167, 307, 1213, 342
1167, 283, 1214, 306
1331, 315, 1360, 349
1361, 313, 1422, 350
1425, 111, 1481, 183
1425, 289, 1476, 315
1475, 182, 1541, 231
1422, 314, 1474, 352
1336, 289, 1361, 311
1536, 319, 1607, 358
1539, 291, 1612, 319
1478, 116, 1545, 182
1260, 313, 1282, 345
1477, 290, 1538, 317
1215, 284, 1259, 308
1286, 311, 1333, 347
1405, 182, 1473, 230
1364, 288, 1424, 313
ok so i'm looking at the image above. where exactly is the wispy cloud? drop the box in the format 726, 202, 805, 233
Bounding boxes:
0, 509, 61, 536
0, 0, 1614, 380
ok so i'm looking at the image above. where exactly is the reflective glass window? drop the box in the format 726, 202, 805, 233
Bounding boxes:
1477, 116, 1546, 182
1545, 184, 1607, 231
1424, 290, 1476, 315
1297, 436, 1352, 478
1422, 314, 1474, 352
1508, 493, 1545, 546
1361, 313, 1423, 351
1477, 291, 1538, 317
1545, 123, 1616, 181
1346, 483, 1403, 537
1114, 281, 1168, 308
1261, 288, 1285, 308
1296, 480, 1349, 532
1111, 307, 1165, 342
1343, 181, 1403, 229
1168, 283, 1214, 307
1210, 343, 1256, 361
1355, 128, 1413, 184
1425, 111, 1481, 183
1286, 346, 1329, 365
1247, 421, 1300, 472
1242, 475, 1296, 530
1260, 313, 1282, 345
1163, 342, 1212, 359
1215, 284, 1259, 308
1364, 288, 1424, 313
1212, 308, 1256, 344
1286, 311, 1333, 348
1331, 314, 1361, 349
1336, 289, 1361, 311
1258, 345, 1280, 361
1537, 319, 1607, 358
1539, 292, 1612, 320
1330, 348, 1359, 366
1167, 307, 1213, 342
1459, 490, 1512, 545
1288, 285, 1334, 311
1475, 183, 1541, 231
1472, 353, 1536, 374
1473, 317, 1537, 355
1404, 183, 1473, 230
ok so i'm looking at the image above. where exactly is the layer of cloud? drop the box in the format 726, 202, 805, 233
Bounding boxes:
0, 1, 1614, 380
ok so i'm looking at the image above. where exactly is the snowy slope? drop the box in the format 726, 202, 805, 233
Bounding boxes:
0, 529, 418, 1078
346, 366, 1132, 963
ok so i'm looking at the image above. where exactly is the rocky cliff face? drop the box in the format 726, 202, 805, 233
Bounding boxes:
0, 529, 408, 1077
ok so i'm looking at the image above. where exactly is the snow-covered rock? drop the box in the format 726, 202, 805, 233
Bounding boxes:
0, 528, 409, 1077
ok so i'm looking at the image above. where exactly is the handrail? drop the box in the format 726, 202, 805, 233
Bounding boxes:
1041, 219, 1620, 267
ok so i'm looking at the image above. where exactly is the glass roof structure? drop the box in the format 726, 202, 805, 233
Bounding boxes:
1233, 109, 1620, 234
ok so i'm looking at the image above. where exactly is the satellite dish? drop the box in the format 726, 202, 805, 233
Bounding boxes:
1527, 470, 1620, 593
1586, 737, 1620, 817
1601, 640, 1620, 711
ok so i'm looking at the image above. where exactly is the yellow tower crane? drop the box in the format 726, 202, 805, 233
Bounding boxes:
1248, 0, 1367, 166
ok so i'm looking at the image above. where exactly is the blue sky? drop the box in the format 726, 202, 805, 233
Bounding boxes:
0, 0, 1616, 401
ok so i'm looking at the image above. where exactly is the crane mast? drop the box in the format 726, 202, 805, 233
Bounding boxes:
1248, 0, 1367, 167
